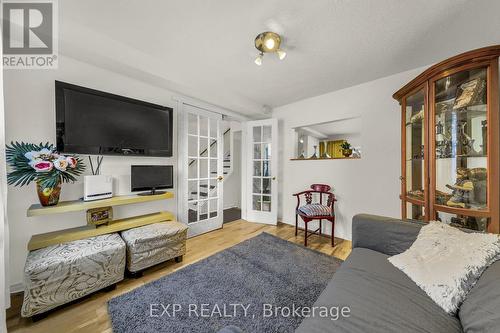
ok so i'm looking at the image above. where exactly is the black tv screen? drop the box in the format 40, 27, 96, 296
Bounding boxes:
55, 81, 173, 157
131, 165, 173, 192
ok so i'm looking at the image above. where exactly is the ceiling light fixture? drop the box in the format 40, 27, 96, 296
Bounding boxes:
276, 49, 287, 60
254, 52, 263, 66
254, 31, 286, 65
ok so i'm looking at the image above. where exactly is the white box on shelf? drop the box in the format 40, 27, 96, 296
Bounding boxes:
84, 175, 113, 201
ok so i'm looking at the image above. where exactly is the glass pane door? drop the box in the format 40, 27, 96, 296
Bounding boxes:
183, 105, 223, 236
433, 67, 488, 229
252, 125, 272, 212
405, 89, 426, 202
246, 119, 278, 224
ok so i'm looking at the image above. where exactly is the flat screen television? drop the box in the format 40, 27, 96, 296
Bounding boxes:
131, 165, 173, 195
55, 81, 173, 157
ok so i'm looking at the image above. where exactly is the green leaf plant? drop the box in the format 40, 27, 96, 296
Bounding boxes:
6, 142, 85, 190
340, 141, 351, 150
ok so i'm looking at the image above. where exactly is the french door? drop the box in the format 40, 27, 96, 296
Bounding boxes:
180, 104, 224, 237
246, 119, 278, 224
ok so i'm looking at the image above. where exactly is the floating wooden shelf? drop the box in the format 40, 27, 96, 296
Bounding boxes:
28, 211, 175, 251
290, 157, 360, 161
27, 192, 174, 217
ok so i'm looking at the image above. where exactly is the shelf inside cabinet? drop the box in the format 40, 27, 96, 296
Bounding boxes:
405, 121, 423, 127
435, 154, 487, 159
435, 102, 487, 115
401, 195, 425, 205
290, 156, 360, 161
433, 204, 489, 217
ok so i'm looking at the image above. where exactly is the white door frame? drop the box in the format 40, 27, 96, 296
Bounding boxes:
244, 118, 278, 225
177, 102, 224, 237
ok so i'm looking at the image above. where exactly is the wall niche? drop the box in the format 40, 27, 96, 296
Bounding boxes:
292, 117, 361, 160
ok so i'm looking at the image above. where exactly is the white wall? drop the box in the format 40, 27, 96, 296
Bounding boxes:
274, 66, 426, 240
3, 55, 180, 289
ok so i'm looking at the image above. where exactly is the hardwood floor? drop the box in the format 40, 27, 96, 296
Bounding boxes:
6, 220, 352, 333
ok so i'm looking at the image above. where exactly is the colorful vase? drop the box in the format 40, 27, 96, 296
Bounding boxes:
36, 181, 62, 206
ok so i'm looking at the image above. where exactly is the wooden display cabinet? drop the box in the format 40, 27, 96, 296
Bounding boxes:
393, 46, 500, 233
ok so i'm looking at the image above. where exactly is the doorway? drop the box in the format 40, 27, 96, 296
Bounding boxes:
223, 129, 242, 223
179, 104, 224, 237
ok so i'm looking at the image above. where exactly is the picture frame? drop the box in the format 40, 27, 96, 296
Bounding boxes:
86, 206, 113, 226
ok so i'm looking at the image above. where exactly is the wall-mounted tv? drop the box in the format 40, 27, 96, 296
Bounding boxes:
55, 81, 173, 157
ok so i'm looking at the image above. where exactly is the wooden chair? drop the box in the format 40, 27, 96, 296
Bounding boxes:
293, 184, 337, 247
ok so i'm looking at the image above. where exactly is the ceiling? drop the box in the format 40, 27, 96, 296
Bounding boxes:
59, 0, 500, 117
306, 117, 362, 139
297, 117, 361, 139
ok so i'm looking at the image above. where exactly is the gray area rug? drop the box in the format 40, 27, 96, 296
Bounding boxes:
108, 232, 342, 333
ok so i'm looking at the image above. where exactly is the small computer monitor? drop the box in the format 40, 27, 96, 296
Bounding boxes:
131, 165, 173, 195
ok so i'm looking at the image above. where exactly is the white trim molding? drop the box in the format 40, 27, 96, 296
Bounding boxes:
173, 95, 250, 122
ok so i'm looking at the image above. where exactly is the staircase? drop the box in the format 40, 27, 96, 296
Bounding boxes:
188, 124, 233, 222
210, 153, 231, 176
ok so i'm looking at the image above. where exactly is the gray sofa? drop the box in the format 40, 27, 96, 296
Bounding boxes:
296, 214, 500, 333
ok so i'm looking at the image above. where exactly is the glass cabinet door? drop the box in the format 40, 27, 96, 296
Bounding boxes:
405, 89, 426, 202
433, 67, 488, 230
435, 211, 489, 231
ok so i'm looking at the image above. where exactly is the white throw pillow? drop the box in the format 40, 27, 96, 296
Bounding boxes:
388, 221, 500, 314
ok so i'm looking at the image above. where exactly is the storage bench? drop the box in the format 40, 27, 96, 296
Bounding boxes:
120, 221, 188, 274
22, 233, 125, 318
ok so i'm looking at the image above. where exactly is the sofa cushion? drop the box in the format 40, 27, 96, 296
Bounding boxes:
388, 221, 500, 314
295, 248, 462, 333
298, 204, 331, 216
459, 260, 500, 332
352, 214, 424, 256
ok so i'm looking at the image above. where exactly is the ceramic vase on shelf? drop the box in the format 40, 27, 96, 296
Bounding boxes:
36, 180, 62, 206
320, 141, 331, 158
342, 149, 352, 157
310, 145, 318, 159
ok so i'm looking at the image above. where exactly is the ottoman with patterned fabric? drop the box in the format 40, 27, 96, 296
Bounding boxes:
120, 221, 188, 273
22, 233, 125, 318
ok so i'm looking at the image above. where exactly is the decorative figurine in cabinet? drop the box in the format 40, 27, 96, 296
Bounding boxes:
393, 46, 500, 233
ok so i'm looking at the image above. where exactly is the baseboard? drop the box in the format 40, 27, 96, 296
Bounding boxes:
223, 205, 240, 210
10, 282, 24, 294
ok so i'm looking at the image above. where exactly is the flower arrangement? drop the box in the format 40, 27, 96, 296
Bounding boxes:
6, 142, 85, 205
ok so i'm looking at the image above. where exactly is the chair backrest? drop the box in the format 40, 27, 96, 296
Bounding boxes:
310, 184, 331, 192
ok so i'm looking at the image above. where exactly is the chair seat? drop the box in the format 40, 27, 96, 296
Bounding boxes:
298, 203, 332, 217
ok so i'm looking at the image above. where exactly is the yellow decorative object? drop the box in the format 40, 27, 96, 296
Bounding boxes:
86, 206, 113, 226
332, 140, 347, 158
316, 140, 348, 158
